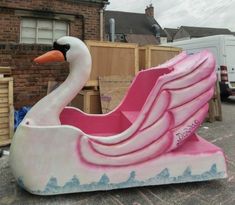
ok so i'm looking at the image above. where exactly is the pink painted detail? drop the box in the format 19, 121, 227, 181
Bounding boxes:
172, 134, 223, 154
170, 87, 214, 127
59, 50, 216, 167
140, 90, 170, 129
77, 132, 173, 166
170, 103, 209, 149
121, 111, 139, 124
76, 133, 224, 168
89, 113, 171, 156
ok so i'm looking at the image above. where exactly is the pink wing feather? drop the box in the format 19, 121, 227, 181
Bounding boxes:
78, 50, 216, 166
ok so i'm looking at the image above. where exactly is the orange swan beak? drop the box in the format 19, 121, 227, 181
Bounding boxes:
34, 50, 65, 64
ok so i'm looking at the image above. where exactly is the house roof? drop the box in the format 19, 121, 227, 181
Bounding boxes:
181, 26, 232, 37
125, 34, 159, 45
164, 28, 178, 39
72, 0, 109, 4
104, 10, 166, 37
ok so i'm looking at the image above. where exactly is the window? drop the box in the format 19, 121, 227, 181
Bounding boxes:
20, 18, 69, 44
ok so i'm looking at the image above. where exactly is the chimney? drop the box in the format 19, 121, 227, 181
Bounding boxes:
145, 4, 154, 17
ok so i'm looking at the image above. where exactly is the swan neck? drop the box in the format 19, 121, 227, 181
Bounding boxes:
57, 57, 91, 106
23, 55, 91, 126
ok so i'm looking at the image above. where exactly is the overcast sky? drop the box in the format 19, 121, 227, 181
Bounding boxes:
106, 0, 235, 31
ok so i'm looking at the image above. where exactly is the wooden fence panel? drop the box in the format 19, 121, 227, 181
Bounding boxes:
85, 41, 139, 87
139, 45, 182, 69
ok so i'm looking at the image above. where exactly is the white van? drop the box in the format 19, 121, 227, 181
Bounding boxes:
165, 35, 235, 99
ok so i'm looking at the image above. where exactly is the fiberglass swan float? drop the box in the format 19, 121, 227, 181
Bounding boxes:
10, 36, 227, 195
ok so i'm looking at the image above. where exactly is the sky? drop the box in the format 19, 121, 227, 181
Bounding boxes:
106, 0, 235, 31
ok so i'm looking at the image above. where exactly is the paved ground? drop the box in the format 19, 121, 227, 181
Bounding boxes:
0, 99, 235, 205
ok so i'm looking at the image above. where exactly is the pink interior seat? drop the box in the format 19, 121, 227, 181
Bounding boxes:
60, 68, 171, 135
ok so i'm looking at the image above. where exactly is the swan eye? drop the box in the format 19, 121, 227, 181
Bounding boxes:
53, 42, 70, 61
64, 44, 70, 51
53, 42, 70, 51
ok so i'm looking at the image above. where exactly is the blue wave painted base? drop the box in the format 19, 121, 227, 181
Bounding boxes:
17, 164, 225, 195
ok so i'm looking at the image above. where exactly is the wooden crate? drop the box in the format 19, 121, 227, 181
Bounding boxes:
0, 77, 14, 147
85, 41, 139, 87
71, 90, 102, 114
139, 45, 182, 69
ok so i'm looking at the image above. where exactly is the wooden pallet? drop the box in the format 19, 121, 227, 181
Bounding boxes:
99, 75, 133, 113
0, 77, 14, 147
207, 81, 222, 122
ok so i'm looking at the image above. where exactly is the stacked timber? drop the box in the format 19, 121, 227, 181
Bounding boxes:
0, 67, 14, 147
207, 81, 222, 122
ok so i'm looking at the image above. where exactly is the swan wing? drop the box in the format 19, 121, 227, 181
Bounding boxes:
78, 51, 216, 166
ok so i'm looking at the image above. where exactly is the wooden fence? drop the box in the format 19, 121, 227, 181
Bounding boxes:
139, 45, 182, 69
85, 41, 139, 87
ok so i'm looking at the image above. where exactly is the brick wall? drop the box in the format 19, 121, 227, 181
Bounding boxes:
0, 43, 69, 108
0, 0, 103, 41
0, 0, 105, 108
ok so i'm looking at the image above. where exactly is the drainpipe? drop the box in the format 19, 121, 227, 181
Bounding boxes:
100, 9, 104, 41
78, 14, 85, 41
109, 18, 115, 42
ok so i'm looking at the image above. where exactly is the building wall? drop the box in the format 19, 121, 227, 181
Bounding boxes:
0, 0, 104, 108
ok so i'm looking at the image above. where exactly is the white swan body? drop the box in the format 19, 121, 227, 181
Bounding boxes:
10, 36, 227, 195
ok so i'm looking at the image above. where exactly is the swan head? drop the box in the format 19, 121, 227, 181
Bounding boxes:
34, 36, 91, 71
